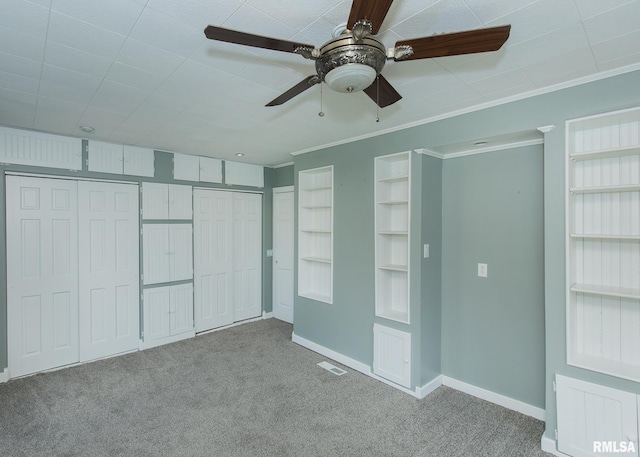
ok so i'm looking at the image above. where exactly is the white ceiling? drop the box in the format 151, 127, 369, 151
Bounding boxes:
1, 0, 640, 166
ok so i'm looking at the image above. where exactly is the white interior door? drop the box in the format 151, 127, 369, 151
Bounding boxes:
273, 188, 294, 323
6, 176, 79, 377
194, 189, 233, 331
78, 181, 140, 362
232, 192, 262, 322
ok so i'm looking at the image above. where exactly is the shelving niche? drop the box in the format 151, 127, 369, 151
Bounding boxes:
298, 166, 333, 303
566, 106, 640, 382
375, 152, 410, 323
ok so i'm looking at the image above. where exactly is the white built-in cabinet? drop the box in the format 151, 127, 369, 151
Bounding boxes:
298, 166, 333, 303
88, 141, 155, 177
373, 324, 412, 388
556, 375, 639, 457
142, 284, 194, 348
6, 176, 140, 378
142, 224, 193, 285
566, 107, 640, 382
0, 126, 82, 170
173, 153, 223, 183
142, 182, 192, 219
193, 189, 263, 332
375, 151, 411, 323
225, 161, 264, 187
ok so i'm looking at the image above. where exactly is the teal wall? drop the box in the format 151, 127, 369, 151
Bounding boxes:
0, 143, 272, 372
273, 165, 294, 187
441, 145, 545, 408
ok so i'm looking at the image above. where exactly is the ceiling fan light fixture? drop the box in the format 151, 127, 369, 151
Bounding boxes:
324, 63, 377, 93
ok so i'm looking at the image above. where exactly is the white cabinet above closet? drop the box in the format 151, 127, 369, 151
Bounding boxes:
0, 126, 82, 170
142, 224, 193, 285
173, 153, 222, 183
88, 141, 154, 177
142, 183, 192, 220
225, 161, 264, 187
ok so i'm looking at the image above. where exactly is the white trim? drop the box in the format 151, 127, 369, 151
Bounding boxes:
441, 138, 544, 159
193, 186, 263, 195
139, 330, 195, 350
292, 332, 371, 375
541, 435, 569, 456
196, 315, 264, 336
537, 125, 556, 133
0, 367, 9, 383
416, 375, 444, 399
442, 376, 545, 421
289, 62, 640, 158
273, 185, 294, 193
415, 149, 445, 160
5, 171, 135, 185
262, 311, 274, 319
271, 161, 293, 168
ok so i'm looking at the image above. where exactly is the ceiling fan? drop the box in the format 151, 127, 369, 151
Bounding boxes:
204, 0, 511, 108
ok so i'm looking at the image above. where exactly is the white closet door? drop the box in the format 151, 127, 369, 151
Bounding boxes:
273, 189, 294, 323
193, 190, 234, 331
6, 176, 79, 377
143, 224, 170, 285
169, 224, 193, 282
171, 283, 194, 335
232, 192, 262, 321
78, 181, 140, 362
143, 287, 171, 342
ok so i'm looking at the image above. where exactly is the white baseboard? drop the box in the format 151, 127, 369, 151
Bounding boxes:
0, 367, 9, 383
292, 332, 371, 375
441, 376, 545, 421
541, 435, 569, 456
416, 375, 444, 399
262, 311, 274, 319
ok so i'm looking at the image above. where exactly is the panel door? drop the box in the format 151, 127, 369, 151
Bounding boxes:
88, 141, 123, 174
557, 375, 639, 457
142, 183, 169, 219
373, 324, 411, 388
6, 176, 79, 377
232, 192, 262, 322
199, 157, 223, 183
273, 189, 294, 323
170, 283, 194, 336
169, 224, 193, 282
123, 145, 154, 177
78, 181, 140, 362
193, 189, 233, 331
168, 184, 192, 219
143, 287, 171, 342
173, 153, 200, 181
225, 161, 264, 187
143, 224, 170, 285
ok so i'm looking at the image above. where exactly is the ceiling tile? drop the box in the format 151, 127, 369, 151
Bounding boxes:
40, 63, 102, 91
51, 0, 144, 35
44, 42, 113, 79
0, 25, 46, 61
247, 0, 342, 28
218, 76, 280, 105
467, 68, 535, 96
380, 0, 440, 31
521, 47, 598, 86
0, 98, 36, 128
47, 12, 127, 60
437, 49, 519, 84
129, 7, 206, 58
0, 51, 42, 79
236, 60, 307, 92
154, 60, 234, 102
0, 70, 40, 94
190, 40, 257, 76
77, 107, 129, 133
0, 87, 37, 105
1, 0, 50, 36
597, 52, 640, 72
573, 0, 636, 20
591, 29, 640, 67
105, 62, 167, 91
147, 0, 243, 29
391, 0, 482, 39
582, 1, 640, 44
463, 0, 537, 23
89, 80, 151, 113
382, 59, 446, 88
107, 130, 148, 146
489, 0, 581, 46
116, 38, 185, 78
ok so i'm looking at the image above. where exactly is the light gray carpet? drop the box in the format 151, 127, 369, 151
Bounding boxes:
0, 319, 551, 456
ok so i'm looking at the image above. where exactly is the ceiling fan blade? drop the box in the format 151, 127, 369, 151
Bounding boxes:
394, 25, 511, 61
363, 74, 402, 108
266, 76, 320, 107
347, 0, 395, 35
204, 25, 315, 55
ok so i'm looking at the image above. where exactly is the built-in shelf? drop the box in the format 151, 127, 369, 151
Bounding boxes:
567, 106, 640, 382
570, 184, 640, 194
375, 151, 410, 324
298, 166, 333, 304
570, 234, 640, 240
570, 145, 640, 161
571, 284, 640, 300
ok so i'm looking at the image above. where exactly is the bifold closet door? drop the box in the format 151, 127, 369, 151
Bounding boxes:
194, 190, 262, 332
6, 176, 79, 377
78, 181, 140, 362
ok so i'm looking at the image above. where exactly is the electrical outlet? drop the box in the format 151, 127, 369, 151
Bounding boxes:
266, 249, 273, 257
478, 263, 488, 277
423, 244, 429, 258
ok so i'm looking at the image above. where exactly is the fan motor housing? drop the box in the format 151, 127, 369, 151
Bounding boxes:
315, 34, 387, 92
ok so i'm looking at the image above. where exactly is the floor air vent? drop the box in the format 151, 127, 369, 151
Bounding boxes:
317, 361, 346, 376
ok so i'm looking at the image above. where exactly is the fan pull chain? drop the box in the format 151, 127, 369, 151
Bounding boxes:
376, 76, 380, 123
318, 83, 325, 117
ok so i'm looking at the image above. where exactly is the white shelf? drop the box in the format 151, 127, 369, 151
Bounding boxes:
378, 199, 408, 205
378, 175, 409, 183
298, 166, 333, 304
378, 231, 408, 236
570, 145, 640, 161
570, 184, 640, 194
378, 264, 408, 272
570, 234, 640, 240
571, 283, 640, 300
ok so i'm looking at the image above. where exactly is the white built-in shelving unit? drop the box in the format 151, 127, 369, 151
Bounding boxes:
375, 152, 410, 324
298, 166, 333, 303
566, 106, 640, 382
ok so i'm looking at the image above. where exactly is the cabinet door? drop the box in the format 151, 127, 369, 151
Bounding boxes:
169, 224, 193, 282
225, 161, 264, 187
173, 153, 200, 181
143, 224, 170, 285
143, 287, 171, 342
123, 145, 154, 177
168, 184, 192, 219
557, 375, 639, 457
373, 324, 411, 388
0, 126, 82, 170
88, 141, 123, 174
199, 157, 223, 183
170, 284, 194, 335
142, 183, 169, 219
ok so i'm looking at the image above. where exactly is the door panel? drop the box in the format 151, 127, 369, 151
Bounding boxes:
171, 283, 194, 336
78, 181, 140, 362
143, 287, 171, 342
273, 190, 294, 323
6, 176, 79, 377
169, 224, 193, 282
143, 224, 170, 284
233, 192, 262, 322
